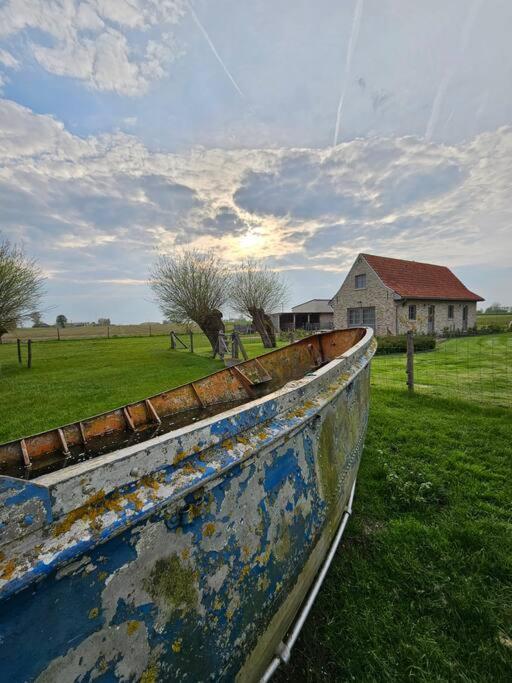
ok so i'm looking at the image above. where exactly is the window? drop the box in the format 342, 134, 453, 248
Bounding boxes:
355, 274, 366, 289
348, 308, 360, 326
408, 304, 416, 320
348, 307, 375, 329
448, 304, 454, 319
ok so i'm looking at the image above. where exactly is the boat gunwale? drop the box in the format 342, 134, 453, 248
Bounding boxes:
0, 329, 355, 450
34, 328, 373, 488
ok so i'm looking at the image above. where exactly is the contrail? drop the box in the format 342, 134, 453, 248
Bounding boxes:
425, 0, 482, 140
333, 0, 364, 147
187, 1, 245, 99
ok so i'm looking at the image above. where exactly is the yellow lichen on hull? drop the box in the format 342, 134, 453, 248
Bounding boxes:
0, 559, 16, 581
140, 664, 159, 683
144, 555, 199, 617
53, 490, 107, 536
127, 620, 141, 636
203, 522, 216, 537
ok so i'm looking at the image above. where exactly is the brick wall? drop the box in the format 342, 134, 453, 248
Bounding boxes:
396, 300, 477, 335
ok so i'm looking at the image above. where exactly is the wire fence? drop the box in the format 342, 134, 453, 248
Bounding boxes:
0, 323, 196, 343
372, 333, 511, 409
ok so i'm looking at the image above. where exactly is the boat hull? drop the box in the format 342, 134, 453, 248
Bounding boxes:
0, 329, 375, 682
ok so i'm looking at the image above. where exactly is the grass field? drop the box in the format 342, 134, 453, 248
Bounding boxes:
373, 333, 511, 408
477, 313, 512, 329
278, 387, 512, 682
0, 334, 511, 680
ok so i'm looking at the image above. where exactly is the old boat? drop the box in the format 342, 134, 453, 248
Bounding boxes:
0, 327, 376, 682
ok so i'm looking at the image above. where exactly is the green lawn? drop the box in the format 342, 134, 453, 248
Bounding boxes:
373, 334, 511, 409
0, 333, 511, 680
0, 333, 277, 442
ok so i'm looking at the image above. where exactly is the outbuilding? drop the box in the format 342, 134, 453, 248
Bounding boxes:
270, 299, 334, 333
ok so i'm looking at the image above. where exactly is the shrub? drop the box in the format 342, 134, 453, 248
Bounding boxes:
376, 335, 436, 355
442, 324, 506, 338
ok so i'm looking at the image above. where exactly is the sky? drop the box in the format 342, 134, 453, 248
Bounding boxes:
0, 0, 511, 323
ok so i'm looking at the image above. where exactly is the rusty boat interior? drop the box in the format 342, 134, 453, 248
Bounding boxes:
0, 328, 365, 482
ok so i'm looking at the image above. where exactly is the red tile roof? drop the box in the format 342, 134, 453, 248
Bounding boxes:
362, 254, 484, 301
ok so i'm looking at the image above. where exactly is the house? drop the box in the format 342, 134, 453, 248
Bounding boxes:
331, 253, 484, 336
270, 299, 334, 332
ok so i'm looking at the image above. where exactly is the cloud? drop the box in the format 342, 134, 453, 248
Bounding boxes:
0, 47, 19, 69
0, 0, 184, 95
0, 98, 511, 321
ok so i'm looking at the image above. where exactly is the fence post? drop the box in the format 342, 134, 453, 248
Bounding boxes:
17, 338, 22, 364
27, 339, 32, 369
406, 330, 414, 393
170, 331, 176, 350
189, 331, 194, 353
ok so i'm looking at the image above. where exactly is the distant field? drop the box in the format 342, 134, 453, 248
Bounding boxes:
476, 313, 512, 329
1, 322, 194, 342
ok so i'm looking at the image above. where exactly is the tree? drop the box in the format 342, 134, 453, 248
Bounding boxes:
230, 259, 287, 348
30, 311, 42, 327
150, 250, 230, 351
0, 240, 43, 338
56, 314, 67, 328
98, 317, 111, 326
485, 302, 507, 314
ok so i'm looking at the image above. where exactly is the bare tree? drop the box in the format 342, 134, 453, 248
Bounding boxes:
150, 250, 230, 351
230, 259, 287, 348
0, 240, 43, 338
